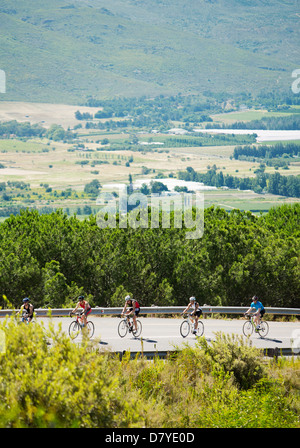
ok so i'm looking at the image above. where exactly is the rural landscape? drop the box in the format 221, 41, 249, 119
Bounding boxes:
0, 0, 299, 430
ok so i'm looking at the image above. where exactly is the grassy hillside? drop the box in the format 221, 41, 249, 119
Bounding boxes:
0, 0, 299, 103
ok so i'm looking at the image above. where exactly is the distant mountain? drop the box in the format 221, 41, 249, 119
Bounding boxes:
0, 0, 299, 104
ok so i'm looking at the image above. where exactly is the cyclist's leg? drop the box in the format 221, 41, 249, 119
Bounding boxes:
257, 313, 262, 327
22, 313, 29, 323
132, 314, 136, 331
133, 309, 140, 331
125, 308, 134, 331
194, 315, 198, 332
79, 314, 85, 326
193, 311, 202, 333
84, 308, 92, 326
258, 309, 265, 327
124, 311, 132, 330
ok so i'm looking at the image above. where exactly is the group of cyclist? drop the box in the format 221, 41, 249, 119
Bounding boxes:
69, 294, 141, 331
17, 293, 265, 333
181, 294, 265, 333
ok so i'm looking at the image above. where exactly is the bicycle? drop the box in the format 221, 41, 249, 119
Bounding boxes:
17, 311, 36, 325
180, 313, 204, 338
68, 311, 95, 340
243, 314, 269, 338
118, 315, 142, 338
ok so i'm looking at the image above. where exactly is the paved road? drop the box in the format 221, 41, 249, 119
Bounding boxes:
41, 317, 300, 354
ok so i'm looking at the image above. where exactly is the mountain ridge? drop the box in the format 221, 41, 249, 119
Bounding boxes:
0, 0, 299, 104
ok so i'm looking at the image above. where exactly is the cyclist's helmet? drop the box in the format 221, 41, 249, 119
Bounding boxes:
78, 295, 85, 301
189, 296, 196, 302
125, 295, 132, 302
252, 295, 258, 301
23, 297, 30, 303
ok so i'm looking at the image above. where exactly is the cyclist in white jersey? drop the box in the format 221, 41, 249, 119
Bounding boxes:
182, 296, 202, 334
121, 295, 141, 332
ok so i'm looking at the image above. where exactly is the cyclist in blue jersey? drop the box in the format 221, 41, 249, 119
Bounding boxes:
245, 295, 265, 331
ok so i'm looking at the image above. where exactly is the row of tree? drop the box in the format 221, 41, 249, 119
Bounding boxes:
206, 114, 300, 130
0, 205, 298, 310
0, 120, 45, 138
233, 143, 300, 160
178, 166, 300, 198
0, 121, 75, 141
85, 90, 300, 123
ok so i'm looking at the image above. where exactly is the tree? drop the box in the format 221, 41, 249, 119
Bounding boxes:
150, 181, 168, 194
42, 260, 68, 308
84, 180, 101, 196
45, 124, 66, 141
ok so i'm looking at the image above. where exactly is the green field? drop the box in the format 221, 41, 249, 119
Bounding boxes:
0, 101, 299, 218
212, 108, 300, 125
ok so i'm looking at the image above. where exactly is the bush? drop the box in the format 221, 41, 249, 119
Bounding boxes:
0, 318, 139, 428
197, 332, 266, 389
0, 321, 298, 428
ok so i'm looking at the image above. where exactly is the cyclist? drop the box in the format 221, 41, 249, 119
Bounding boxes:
182, 296, 202, 334
121, 295, 140, 332
18, 297, 34, 323
71, 295, 92, 327
245, 295, 265, 331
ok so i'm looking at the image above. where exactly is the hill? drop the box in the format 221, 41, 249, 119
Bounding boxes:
0, 0, 299, 103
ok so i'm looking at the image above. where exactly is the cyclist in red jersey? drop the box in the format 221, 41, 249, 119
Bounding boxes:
71, 295, 91, 327
121, 295, 140, 332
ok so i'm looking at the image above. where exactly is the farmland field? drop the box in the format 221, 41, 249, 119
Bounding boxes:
0, 102, 299, 219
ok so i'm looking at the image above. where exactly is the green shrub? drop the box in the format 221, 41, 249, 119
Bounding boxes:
0, 318, 139, 428
197, 332, 266, 389
0, 320, 298, 428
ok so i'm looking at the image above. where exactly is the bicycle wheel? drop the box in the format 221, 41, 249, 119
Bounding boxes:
243, 320, 253, 337
132, 320, 142, 337
180, 320, 190, 338
69, 321, 80, 339
118, 319, 128, 338
258, 321, 269, 338
86, 321, 95, 339
195, 321, 204, 337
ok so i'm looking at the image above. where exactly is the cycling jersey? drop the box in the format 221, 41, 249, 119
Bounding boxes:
127, 300, 140, 309
127, 300, 140, 316
21, 303, 34, 317
79, 301, 91, 315
251, 301, 264, 311
79, 300, 90, 309
191, 302, 202, 316
133, 300, 140, 309
190, 301, 200, 310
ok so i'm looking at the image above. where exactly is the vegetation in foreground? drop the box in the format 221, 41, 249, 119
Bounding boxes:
0, 319, 299, 428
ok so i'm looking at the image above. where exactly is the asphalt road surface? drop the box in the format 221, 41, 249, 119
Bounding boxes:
40, 316, 300, 354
